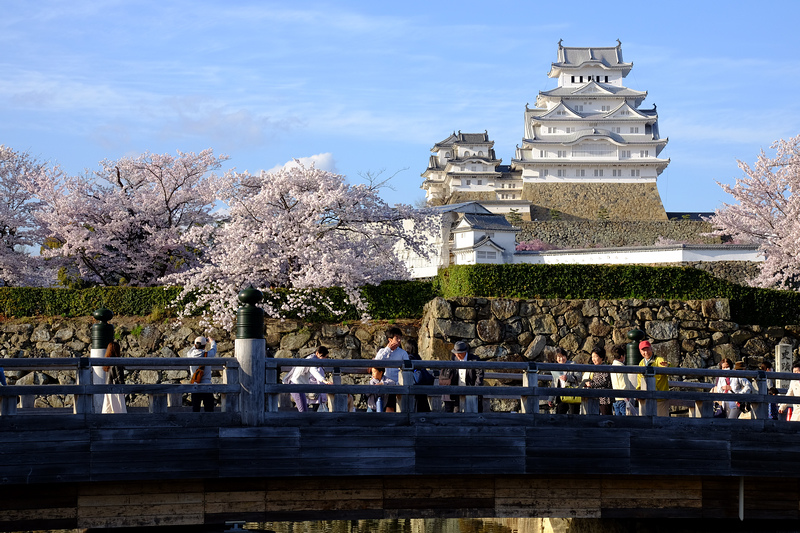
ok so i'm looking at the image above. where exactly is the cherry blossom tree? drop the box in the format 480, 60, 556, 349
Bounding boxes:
0, 146, 49, 286
170, 163, 436, 328
709, 135, 800, 290
28, 149, 229, 286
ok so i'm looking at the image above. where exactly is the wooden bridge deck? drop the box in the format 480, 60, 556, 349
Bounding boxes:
3, 357, 800, 529
2, 411, 800, 529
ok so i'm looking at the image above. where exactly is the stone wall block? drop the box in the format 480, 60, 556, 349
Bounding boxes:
654, 339, 680, 366
581, 300, 600, 317
434, 319, 476, 340
54, 328, 74, 342
588, 318, 612, 338
427, 297, 452, 319
476, 319, 503, 343
702, 299, 731, 320
524, 335, 548, 360
31, 327, 50, 342
564, 309, 583, 328
280, 330, 312, 351
645, 321, 678, 340
530, 315, 557, 335
742, 337, 770, 357
454, 307, 477, 321
712, 343, 739, 362
491, 299, 519, 320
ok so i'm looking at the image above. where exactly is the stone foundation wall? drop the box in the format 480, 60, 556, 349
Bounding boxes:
516, 220, 721, 248
3, 297, 798, 408
522, 182, 668, 221
417, 297, 800, 370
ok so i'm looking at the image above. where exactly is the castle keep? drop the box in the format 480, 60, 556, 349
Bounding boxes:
421, 41, 670, 221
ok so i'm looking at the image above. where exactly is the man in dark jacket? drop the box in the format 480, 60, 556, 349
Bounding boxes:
440, 341, 484, 413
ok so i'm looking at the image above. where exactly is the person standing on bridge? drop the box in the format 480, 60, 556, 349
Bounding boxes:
188, 335, 217, 412
439, 341, 484, 413
779, 363, 800, 422
548, 347, 581, 415
374, 327, 409, 412
610, 344, 636, 416
283, 346, 330, 412
101, 341, 127, 414
637, 340, 670, 417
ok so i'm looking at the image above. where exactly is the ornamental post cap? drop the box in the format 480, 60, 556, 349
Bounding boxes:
627, 328, 645, 342
238, 285, 263, 306
92, 308, 113, 322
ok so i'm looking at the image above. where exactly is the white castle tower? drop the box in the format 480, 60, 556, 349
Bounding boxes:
512, 40, 669, 220
422, 41, 670, 221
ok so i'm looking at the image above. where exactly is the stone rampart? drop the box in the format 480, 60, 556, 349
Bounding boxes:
516, 220, 722, 248
522, 182, 668, 221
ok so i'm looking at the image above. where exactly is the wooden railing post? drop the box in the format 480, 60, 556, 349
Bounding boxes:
265, 361, 279, 413
398, 361, 414, 413
149, 393, 167, 413
0, 391, 16, 416
640, 366, 657, 417
74, 357, 93, 415
521, 363, 539, 414
752, 370, 768, 420
222, 359, 241, 414
331, 367, 349, 412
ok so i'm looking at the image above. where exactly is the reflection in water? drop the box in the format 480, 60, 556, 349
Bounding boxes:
253, 518, 539, 533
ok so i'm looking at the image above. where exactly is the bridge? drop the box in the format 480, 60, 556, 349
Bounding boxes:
2, 353, 800, 531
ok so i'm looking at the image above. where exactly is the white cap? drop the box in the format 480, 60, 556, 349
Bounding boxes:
194, 336, 207, 345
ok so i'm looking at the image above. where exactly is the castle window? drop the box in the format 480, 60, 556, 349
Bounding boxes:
640, 150, 649, 157
477, 251, 497, 260
557, 150, 567, 158
612, 169, 622, 177
548, 127, 556, 134
571, 76, 576, 83
466, 179, 471, 186
512, 195, 516, 199
575, 169, 585, 177
478, 151, 484, 156
594, 169, 604, 177
576, 105, 584, 112
579, 76, 583, 82
557, 169, 565, 177
445, 151, 451, 158
539, 150, 546, 157
604, 76, 609, 82
464, 151, 470, 156
620, 150, 631, 158
630, 127, 639, 133
543, 169, 549, 177
630, 170, 640, 177
601, 105, 610, 112
612, 127, 621, 133
565, 127, 575, 133
556, 109, 566, 116
477, 179, 482, 185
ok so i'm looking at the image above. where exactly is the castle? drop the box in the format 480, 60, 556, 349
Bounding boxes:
421, 41, 670, 221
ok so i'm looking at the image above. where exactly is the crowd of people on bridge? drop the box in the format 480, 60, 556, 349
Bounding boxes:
85, 325, 798, 419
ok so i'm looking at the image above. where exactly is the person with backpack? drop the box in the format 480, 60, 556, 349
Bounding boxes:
102, 341, 127, 414
187, 336, 217, 412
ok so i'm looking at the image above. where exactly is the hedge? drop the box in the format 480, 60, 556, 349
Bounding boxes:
2, 266, 798, 327
0, 280, 437, 322
0, 286, 184, 318
433, 264, 800, 326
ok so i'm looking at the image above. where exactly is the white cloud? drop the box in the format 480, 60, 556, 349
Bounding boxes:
267, 153, 338, 174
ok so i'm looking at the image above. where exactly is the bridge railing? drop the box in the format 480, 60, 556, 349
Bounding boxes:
1, 356, 797, 421
267, 358, 799, 418
0, 357, 240, 417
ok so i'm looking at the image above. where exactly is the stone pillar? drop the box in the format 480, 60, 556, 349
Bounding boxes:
776, 344, 793, 390
235, 286, 265, 426
90, 308, 114, 413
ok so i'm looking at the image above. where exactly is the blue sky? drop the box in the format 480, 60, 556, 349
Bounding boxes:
3, 1, 800, 213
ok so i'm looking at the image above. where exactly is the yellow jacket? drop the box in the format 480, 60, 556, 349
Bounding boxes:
638, 357, 670, 391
